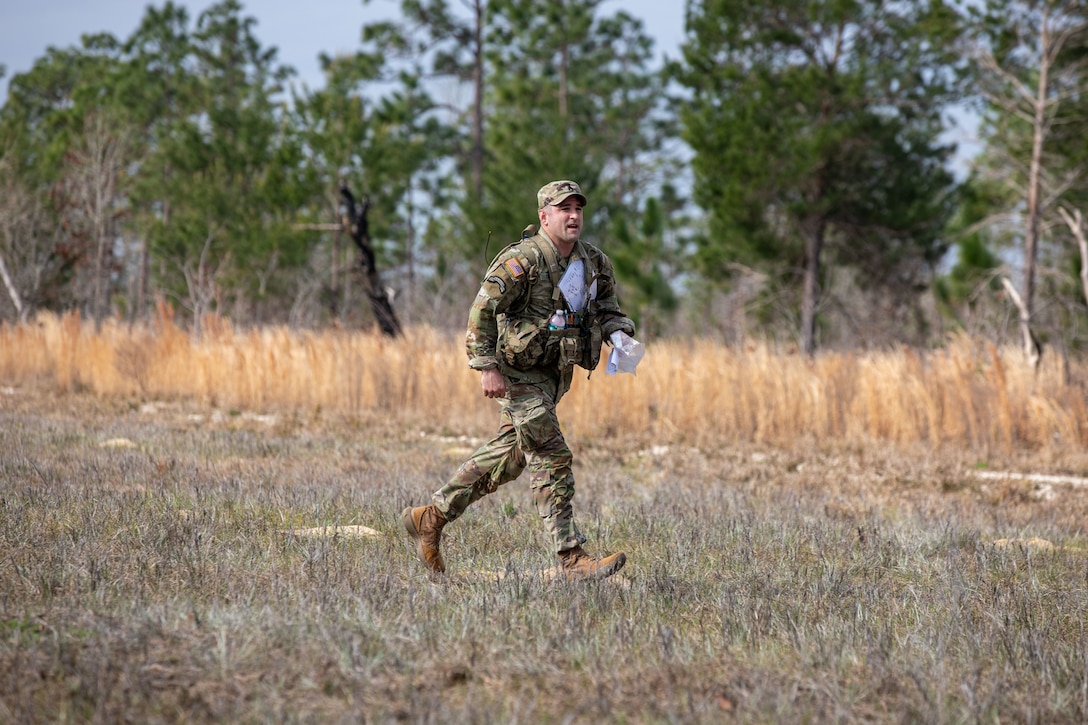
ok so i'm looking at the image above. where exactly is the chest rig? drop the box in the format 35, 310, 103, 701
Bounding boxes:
498, 232, 604, 374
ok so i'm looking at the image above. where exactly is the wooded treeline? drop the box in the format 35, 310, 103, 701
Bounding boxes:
1, 0, 1086, 355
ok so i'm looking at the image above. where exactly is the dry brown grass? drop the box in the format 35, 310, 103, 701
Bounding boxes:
3, 310, 1086, 457
1, 384, 1087, 723
3, 310, 1088, 722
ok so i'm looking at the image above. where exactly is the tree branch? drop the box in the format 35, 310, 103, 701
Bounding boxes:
0, 251, 25, 321
1057, 205, 1088, 310
1001, 275, 1042, 368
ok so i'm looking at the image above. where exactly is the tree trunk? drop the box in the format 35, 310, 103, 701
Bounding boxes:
340, 183, 402, 337
140, 174, 169, 322
558, 40, 569, 120
470, 0, 485, 200
1019, 26, 1049, 367
557, 0, 569, 120
800, 220, 825, 357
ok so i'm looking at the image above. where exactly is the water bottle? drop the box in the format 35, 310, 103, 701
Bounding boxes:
548, 310, 566, 330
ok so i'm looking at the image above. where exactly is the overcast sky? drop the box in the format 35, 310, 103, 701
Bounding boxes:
0, 0, 686, 99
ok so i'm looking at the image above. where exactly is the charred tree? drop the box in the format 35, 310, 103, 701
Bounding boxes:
339, 183, 402, 337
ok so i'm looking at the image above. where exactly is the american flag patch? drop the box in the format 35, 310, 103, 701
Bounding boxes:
504, 258, 525, 278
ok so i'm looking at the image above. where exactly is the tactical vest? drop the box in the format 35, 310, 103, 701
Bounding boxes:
497, 232, 604, 375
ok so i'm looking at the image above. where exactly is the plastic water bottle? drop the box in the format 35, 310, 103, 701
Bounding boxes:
548, 310, 566, 330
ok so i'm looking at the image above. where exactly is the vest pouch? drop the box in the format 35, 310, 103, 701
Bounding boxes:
556, 329, 583, 372
577, 322, 603, 371
501, 318, 559, 371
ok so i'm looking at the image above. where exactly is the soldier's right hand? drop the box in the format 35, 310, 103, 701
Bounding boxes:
480, 368, 508, 399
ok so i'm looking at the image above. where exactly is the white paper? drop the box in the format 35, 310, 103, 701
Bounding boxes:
606, 331, 645, 376
558, 260, 587, 312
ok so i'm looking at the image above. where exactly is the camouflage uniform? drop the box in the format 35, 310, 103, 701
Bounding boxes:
430, 187, 634, 554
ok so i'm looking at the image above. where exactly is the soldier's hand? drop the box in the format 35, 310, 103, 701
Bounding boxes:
480, 368, 507, 399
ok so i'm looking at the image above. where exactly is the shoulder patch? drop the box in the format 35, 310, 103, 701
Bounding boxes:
504, 258, 525, 278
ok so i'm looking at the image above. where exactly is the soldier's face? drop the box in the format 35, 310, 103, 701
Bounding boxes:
539, 198, 583, 247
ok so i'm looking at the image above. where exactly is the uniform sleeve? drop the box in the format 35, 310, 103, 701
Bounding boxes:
465, 247, 532, 370
591, 252, 636, 340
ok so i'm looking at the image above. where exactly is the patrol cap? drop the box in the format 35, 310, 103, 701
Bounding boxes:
537, 180, 587, 209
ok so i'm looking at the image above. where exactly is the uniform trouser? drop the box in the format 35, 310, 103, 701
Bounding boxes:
431, 379, 586, 553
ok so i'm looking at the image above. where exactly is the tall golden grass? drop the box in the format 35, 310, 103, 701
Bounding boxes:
2, 306, 1085, 453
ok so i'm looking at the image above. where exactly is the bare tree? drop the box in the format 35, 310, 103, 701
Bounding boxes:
292, 183, 404, 336
0, 158, 30, 321
181, 227, 229, 338
339, 183, 402, 337
54, 113, 131, 326
0, 150, 51, 322
969, 0, 1088, 366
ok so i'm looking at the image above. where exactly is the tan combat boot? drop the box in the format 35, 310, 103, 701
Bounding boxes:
558, 546, 627, 580
402, 505, 448, 573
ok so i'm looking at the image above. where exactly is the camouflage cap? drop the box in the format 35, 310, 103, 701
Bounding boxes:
537, 180, 587, 209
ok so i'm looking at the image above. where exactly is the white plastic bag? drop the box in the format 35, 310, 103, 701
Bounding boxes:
606, 331, 645, 376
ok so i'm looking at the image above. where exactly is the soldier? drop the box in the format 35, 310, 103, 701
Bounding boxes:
403, 180, 636, 580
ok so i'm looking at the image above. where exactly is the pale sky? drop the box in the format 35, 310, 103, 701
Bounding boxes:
0, 2, 979, 173
0, 0, 687, 99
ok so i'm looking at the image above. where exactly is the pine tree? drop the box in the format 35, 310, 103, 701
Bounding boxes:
674, 0, 966, 353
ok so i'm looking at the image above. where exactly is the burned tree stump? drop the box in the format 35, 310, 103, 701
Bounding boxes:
339, 183, 402, 338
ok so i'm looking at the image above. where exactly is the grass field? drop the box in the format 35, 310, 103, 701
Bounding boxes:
2, 314, 1088, 722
